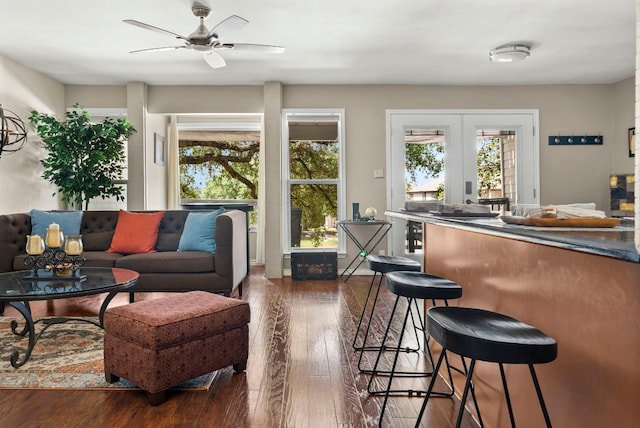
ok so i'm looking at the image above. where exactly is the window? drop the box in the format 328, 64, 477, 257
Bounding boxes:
177, 116, 261, 222
82, 108, 128, 211
282, 109, 345, 253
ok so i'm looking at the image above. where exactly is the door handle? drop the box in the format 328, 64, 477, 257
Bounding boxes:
465, 181, 472, 194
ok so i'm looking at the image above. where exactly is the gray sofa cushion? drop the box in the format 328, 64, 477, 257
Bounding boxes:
80, 251, 124, 268
114, 251, 215, 274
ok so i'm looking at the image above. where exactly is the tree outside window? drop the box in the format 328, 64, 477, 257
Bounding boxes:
179, 130, 260, 202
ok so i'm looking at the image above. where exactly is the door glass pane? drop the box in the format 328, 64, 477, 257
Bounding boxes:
404, 128, 445, 253
475, 129, 514, 213
290, 184, 338, 248
405, 128, 446, 201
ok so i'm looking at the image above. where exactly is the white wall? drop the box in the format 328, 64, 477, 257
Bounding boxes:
283, 84, 630, 218
0, 54, 65, 214
145, 113, 169, 209
137, 82, 634, 217
613, 77, 635, 173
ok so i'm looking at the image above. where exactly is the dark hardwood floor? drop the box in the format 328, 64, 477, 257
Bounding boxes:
0, 268, 478, 428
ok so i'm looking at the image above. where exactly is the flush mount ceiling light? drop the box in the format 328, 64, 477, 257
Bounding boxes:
489, 44, 531, 63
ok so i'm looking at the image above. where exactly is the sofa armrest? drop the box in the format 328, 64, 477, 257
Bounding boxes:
0, 214, 31, 273
215, 210, 248, 292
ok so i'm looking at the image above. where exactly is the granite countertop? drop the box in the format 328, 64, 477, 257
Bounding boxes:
385, 210, 639, 263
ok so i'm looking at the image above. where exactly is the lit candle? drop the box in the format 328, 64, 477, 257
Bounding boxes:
46, 223, 61, 248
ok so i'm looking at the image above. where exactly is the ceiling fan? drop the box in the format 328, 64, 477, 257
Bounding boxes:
123, 4, 285, 69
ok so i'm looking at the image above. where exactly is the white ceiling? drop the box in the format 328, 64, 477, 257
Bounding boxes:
0, 0, 635, 86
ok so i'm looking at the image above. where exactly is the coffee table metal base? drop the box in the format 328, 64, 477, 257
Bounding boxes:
6, 290, 120, 368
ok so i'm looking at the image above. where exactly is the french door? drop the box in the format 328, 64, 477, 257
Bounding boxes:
387, 109, 539, 260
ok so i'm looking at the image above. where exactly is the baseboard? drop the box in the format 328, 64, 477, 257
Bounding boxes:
284, 268, 372, 278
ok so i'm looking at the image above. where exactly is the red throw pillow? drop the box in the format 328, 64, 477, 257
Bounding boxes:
107, 210, 165, 254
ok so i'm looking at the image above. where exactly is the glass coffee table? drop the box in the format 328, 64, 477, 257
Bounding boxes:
0, 267, 139, 367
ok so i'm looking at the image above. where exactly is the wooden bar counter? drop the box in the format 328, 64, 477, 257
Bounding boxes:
386, 210, 640, 428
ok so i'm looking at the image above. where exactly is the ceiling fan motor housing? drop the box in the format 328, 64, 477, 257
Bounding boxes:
192, 5, 211, 19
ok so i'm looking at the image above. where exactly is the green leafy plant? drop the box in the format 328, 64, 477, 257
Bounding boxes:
30, 104, 135, 210
309, 227, 326, 247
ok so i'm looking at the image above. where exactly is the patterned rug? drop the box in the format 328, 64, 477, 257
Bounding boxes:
0, 316, 215, 390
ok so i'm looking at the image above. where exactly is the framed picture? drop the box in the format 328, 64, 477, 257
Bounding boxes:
629, 127, 635, 158
154, 133, 165, 165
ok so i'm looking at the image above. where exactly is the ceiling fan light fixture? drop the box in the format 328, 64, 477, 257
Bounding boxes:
191, 44, 212, 53
489, 44, 531, 63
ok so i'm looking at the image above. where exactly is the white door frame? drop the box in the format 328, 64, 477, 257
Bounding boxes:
385, 109, 540, 258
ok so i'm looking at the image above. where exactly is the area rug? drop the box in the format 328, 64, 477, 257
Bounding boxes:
0, 316, 215, 390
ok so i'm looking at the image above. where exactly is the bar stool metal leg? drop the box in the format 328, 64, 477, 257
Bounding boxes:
530, 364, 553, 428
374, 297, 462, 425
352, 271, 383, 352
353, 255, 422, 370
500, 363, 516, 427
358, 299, 426, 375
356, 278, 423, 374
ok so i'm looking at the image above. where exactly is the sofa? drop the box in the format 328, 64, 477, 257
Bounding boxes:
0, 210, 248, 299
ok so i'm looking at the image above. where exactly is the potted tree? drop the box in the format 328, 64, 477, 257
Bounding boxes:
30, 104, 135, 210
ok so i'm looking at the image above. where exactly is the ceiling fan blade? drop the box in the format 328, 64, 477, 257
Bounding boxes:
207, 15, 248, 39
129, 46, 187, 54
203, 51, 227, 69
223, 43, 285, 54
123, 19, 187, 40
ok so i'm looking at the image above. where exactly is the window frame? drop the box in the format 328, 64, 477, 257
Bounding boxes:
176, 117, 262, 209
282, 108, 346, 255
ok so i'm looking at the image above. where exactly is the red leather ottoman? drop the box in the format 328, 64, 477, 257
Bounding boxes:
103, 291, 250, 405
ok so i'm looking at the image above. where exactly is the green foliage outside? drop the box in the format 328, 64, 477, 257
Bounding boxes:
180, 139, 259, 200
29, 104, 135, 210
405, 142, 445, 199
405, 138, 502, 199
476, 138, 502, 197
289, 140, 339, 231
179, 137, 340, 245
405, 142, 444, 183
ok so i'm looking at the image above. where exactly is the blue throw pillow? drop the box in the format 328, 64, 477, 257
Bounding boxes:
177, 209, 225, 253
30, 209, 84, 239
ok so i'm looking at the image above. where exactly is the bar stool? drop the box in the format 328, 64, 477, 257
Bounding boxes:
353, 255, 421, 372
370, 271, 468, 424
417, 306, 557, 428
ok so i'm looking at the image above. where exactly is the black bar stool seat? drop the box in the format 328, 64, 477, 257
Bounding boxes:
386, 271, 463, 301
428, 307, 557, 364
366, 255, 422, 274
418, 306, 558, 428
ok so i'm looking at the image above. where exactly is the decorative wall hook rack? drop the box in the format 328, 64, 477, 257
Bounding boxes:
548, 134, 603, 146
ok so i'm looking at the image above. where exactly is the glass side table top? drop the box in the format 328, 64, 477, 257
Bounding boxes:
337, 220, 392, 225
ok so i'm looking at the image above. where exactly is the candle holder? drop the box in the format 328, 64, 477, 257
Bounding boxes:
23, 234, 86, 279
25, 234, 45, 256
65, 235, 83, 256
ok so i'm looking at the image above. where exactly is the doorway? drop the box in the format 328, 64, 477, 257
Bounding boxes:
387, 110, 540, 260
